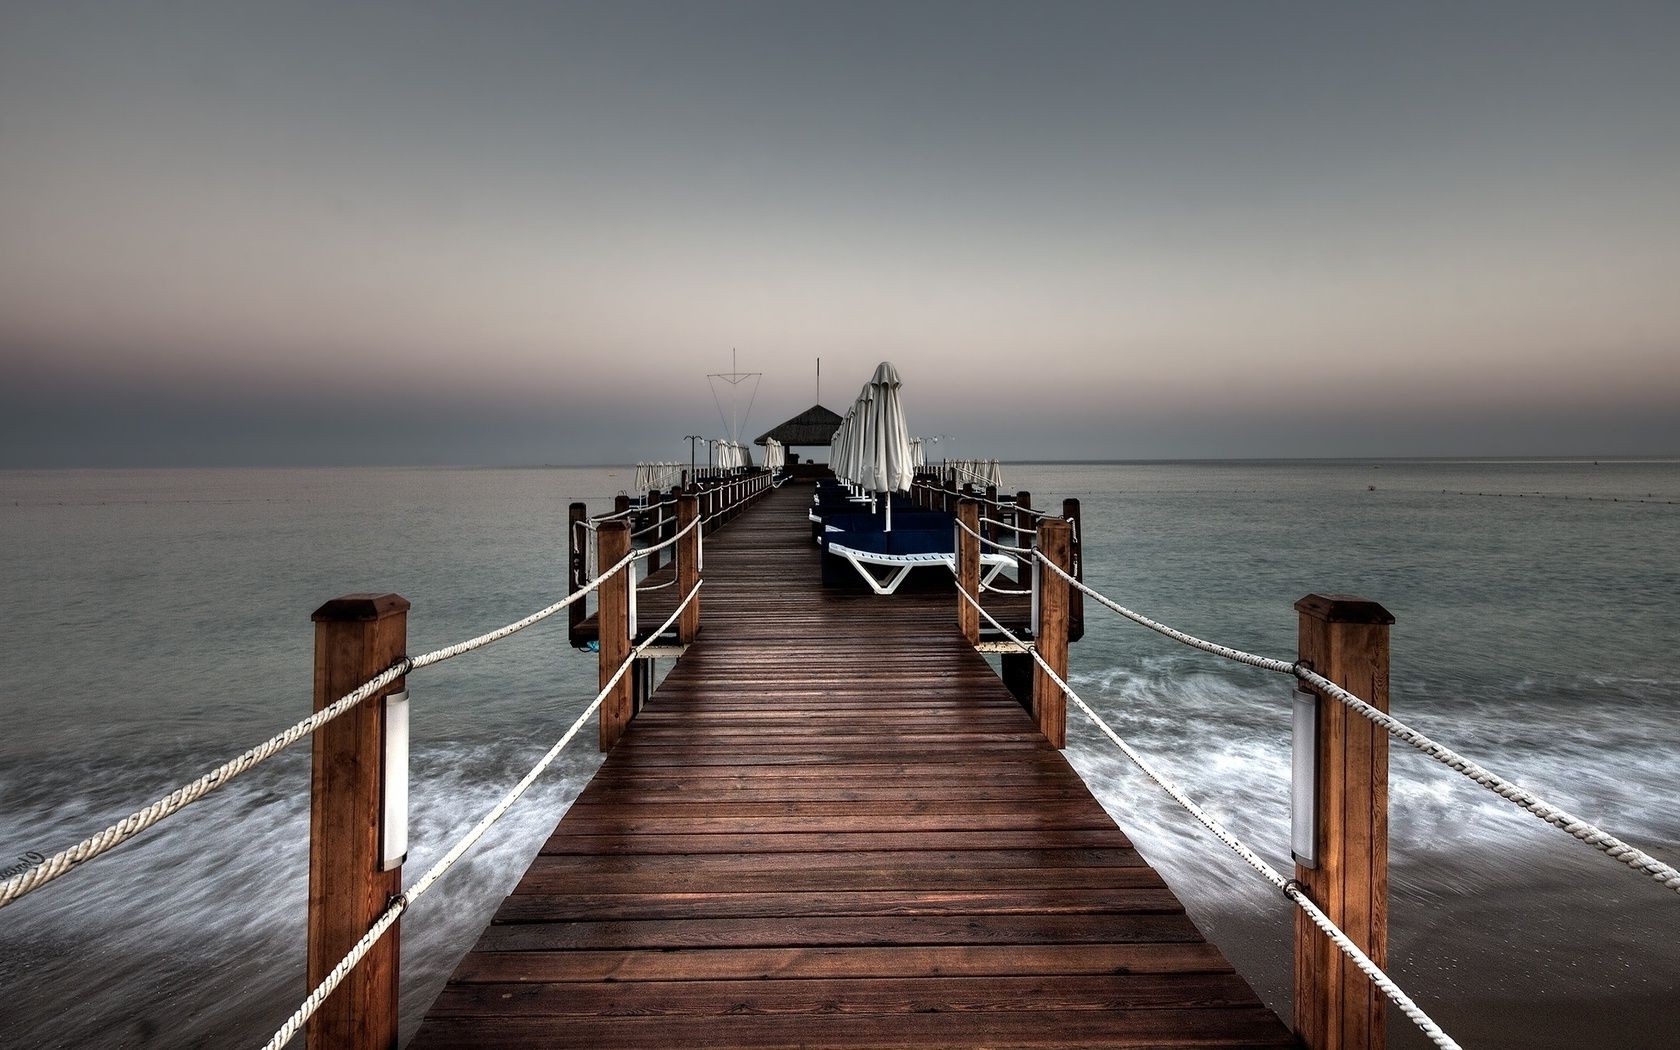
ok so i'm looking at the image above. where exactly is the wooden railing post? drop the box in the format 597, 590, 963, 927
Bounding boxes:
1013, 491, 1032, 586
665, 484, 681, 561
956, 498, 980, 645
676, 493, 701, 644
567, 502, 587, 638
597, 520, 634, 751
308, 594, 407, 1050
646, 489, 663, 573
1033, 519, 1071, 748
1293, 594, 1393, 1050
1062, 497, 1084, 639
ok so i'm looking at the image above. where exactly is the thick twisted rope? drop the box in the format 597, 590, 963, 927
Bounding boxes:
953, 516, 1035, 556
953, 584, 1458, 1049
1033, 553, 1680, 897
263, 580, 702, 1049
0, 520, 703, 912
980, 514, 1033, 536
0, 660, 406, 910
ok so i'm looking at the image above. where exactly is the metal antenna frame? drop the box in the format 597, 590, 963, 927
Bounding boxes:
707, 348, 762, 447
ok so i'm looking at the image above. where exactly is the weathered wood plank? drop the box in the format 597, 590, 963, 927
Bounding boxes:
410, 1009, 1296, 1048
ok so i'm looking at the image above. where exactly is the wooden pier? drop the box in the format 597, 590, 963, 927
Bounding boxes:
408, 482, 1295, 1048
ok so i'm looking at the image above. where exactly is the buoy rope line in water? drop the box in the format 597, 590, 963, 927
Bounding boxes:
0, 517, 703, 912
952, 584, 1459, 1050
262, 579, 702, 1050
1033, 553, 1680, 898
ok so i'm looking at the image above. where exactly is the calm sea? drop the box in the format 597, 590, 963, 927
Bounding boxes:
1, 461, 1676, 1048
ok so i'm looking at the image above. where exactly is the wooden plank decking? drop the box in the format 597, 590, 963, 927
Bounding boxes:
412, 484, 1295, 1048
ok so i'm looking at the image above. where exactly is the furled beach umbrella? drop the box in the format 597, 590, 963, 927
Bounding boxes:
857, 361, 914, 530
763, 439, 784, 472
832, 404, 858, 486
985, 458, 1004, 492
909, 437, 924, 470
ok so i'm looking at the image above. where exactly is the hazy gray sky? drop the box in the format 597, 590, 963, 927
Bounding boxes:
2, 1, 1677, 465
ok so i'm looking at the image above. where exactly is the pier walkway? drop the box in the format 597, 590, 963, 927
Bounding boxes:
411, 484, 1295, 1048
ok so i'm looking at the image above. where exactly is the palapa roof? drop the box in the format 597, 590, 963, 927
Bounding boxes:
755, 404, 843, 447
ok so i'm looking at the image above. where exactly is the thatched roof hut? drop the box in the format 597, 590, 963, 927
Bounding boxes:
754, 404, 842, 449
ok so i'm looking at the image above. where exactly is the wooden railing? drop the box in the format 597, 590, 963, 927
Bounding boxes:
945, 475, 1395, 1049
303, 468, 770, 1050
301, 467, 1395, 1050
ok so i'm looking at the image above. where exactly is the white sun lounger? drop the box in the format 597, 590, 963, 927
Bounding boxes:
825, 542, 1014, 596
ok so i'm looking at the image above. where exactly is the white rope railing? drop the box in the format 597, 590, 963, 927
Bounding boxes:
0, 518, 703, 912
980, 514, 1033, 536
952, 583, 1458, 1049
1033, 553, 1680, 898
262, 578, 703, 1049
953, 515, 1035, 556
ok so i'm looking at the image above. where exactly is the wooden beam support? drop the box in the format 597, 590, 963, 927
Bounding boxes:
676, 493, 701, 644
308, 594, 407, 1050
1014, 491, 1032, 586
1063, 497, 1084, 640
1033, 519, 1071, 749
567, 502, 587, 639
956, 498, 981, 645
597, 520, 634, 751
645, 490, 663, 573
1293, 593, 1394, 1050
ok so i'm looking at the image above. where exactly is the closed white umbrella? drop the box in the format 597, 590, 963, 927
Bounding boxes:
832, 405, 858, 486
849, 384, 874, 490
909, 438, 924, 470
857, 361, 914, 530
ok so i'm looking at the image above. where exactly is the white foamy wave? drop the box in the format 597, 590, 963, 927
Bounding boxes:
0, 733, 603, 1048
1062, 660, 1680, 1028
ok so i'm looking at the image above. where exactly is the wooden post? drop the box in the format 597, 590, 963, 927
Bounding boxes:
308, 594, 407, 1050
665, 484, 681, 567
567, 502, 587, 638
1063, 497, 1084, 639
676, 493, 701, 644
1033, 519, 1071, 748
645, 489, 663, 573
614, 492, 630, 517
1293, 594, 1393, 1050
1000, 652, 1034, 711
632, 658, 652, 714
1014, 491, 1033, 586
597, 520, 634, 751
956, 498, 980, 645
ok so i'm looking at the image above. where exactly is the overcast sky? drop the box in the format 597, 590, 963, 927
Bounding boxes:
2, 1, 1677, 465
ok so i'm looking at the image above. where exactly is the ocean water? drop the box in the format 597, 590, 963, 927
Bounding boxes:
1, 461, 1676, 1048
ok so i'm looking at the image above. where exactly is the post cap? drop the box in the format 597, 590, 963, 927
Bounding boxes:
1294, 593, 1395, 625
312, 593, 411, 622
